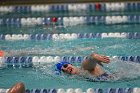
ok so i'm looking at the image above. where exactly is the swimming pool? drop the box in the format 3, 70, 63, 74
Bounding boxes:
0, 2, 140, 93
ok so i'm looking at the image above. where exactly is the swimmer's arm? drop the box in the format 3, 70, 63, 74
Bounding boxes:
91, 53, 110, 64
82, 53, 110, 69
7, 82, 25, 93
81, 53, 101, 70
81, 53, 110, 74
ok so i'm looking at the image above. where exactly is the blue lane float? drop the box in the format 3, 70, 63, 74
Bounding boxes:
0, 88, 139, 93
0, 32, 140, 41
0, 55, 140, 68
0, 15, 140, 27
0, 2, 140, 13
25, 88, 134, 93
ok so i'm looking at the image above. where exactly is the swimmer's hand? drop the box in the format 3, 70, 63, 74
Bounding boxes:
92, 53, 110, 64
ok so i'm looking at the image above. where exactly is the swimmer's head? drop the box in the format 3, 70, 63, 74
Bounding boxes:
56, 61, 78, 74
56, 61, 70, 72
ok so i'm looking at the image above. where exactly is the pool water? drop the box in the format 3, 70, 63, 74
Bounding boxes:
0, 24, 140, 35
0, 3, 140, 90
0, 23, 140, 90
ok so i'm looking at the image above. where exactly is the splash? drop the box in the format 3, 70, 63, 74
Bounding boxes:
32, 57, 140, 83
105, 58, 140, 80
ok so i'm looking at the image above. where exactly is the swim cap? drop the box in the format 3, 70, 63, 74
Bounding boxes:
56, 61, 70, 72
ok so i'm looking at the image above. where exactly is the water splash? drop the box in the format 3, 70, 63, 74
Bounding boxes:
105, 58, 140, 80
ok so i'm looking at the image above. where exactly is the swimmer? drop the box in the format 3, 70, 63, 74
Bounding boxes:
56, 53, 114, 81
0, 51, 25, 93
0, 50, 113, 80
7, 82, 25, 93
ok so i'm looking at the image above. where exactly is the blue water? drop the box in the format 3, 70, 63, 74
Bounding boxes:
0, 38, 140, 56
0, 27, 140, 89
0, 24, 140, 35
0, 10, 140, 90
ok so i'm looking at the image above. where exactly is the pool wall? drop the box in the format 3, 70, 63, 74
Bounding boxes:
0, 0, 139, 5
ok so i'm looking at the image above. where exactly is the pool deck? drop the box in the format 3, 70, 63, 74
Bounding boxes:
0, 0, 139, 5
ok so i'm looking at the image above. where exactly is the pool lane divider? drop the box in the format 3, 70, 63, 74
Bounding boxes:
0, 15, 140, 27
0, 87, 140, 93
0, 2, 139, 13
0, 32, 140, 41
0, 55, 139, 68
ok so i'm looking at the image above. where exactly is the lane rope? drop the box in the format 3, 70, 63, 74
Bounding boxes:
0, 32, 140, 41
0, 15, 140, 27
0, 55, 139, 68
0, 2, 139, 13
